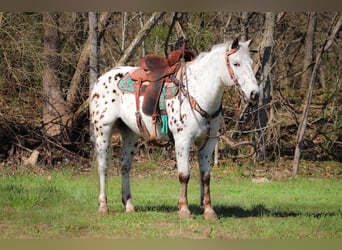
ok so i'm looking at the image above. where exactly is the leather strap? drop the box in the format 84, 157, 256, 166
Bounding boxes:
135, 79, 151, 142
225, 46, 247, 101
189, 95, 222, 121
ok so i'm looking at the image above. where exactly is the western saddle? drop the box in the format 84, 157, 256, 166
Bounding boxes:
130, 49, 195, 143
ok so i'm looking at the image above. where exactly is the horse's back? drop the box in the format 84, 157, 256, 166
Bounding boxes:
90, 66, 137, 124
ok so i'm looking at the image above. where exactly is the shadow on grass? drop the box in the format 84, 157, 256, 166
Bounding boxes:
134, 203, 340, 219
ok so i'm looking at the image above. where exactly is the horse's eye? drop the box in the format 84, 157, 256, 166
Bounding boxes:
234, 63, 240, 67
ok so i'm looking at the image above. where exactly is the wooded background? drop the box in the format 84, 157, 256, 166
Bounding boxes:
0, 12, 341, 175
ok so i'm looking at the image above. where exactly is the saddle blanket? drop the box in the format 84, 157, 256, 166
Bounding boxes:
118, 73, 179, 136
118, 73, 178, 99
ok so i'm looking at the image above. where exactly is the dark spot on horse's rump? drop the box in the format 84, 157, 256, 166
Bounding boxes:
105, 101, 108, 104
103, 140, 106, 143
112, 99, 115, 102
100, 115, 104, 119
103, 82, 106, 86
91, 93, 100, 100
96, 111, 99, 115
177, 128, 183, 132
113, 89, 117, 93
108, 76, 112, 83
115, 73, 124, 80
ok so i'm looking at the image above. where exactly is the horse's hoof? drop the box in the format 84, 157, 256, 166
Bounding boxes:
204, 210, 218, 220
98, 206, 109, 215
126, 207, 136, 213
179, 208, 192, 220
125, 199, 135, 212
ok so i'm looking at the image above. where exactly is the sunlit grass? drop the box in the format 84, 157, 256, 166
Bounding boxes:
0, 165, 341, 239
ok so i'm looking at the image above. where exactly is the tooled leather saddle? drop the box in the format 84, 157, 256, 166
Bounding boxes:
130, 49, 195, 143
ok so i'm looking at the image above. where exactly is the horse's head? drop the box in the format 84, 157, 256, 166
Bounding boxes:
224, 37, 259, 103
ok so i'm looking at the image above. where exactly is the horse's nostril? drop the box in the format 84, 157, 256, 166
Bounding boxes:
250, 90, 259, 101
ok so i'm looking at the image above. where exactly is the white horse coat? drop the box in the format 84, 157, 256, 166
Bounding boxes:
90, 38, 259, 219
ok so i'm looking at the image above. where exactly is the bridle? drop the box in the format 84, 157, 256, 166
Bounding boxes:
171, 41, 251, 150
225, 44, 249, 102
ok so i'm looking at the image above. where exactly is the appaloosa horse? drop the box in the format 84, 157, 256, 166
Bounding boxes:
89, 37, 259, 220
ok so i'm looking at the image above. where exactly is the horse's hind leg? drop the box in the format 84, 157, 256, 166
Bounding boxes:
119, 124, 139, 212
94, 123, 114, 214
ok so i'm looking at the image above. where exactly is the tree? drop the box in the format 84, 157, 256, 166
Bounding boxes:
293, 13, 342, 176
301, 12, 317, 89
116, 12, 165, 66
255, 12, 276, 160
89, 12, 98, 91
240, 12, 249, 42
42, 12, 68, 137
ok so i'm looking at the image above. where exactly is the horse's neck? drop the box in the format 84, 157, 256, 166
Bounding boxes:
185, 46, 226, 115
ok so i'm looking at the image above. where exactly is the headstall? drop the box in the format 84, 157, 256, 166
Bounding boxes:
225, 45, 248, 102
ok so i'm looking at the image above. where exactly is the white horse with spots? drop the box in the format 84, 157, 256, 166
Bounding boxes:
90, 37, 259, 220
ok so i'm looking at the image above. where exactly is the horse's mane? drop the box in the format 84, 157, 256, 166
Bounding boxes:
193, 43, 228, 64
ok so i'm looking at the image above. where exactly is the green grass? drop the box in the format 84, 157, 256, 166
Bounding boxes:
0, 165, 341, 239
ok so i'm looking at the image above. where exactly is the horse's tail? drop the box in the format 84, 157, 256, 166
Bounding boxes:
89, 95, 97, 166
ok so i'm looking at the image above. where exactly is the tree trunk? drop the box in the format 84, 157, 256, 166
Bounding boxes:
240, 12, 249, 42
74, 12, 166, 121
116, 12, 165, 66
67, 12, 112, 111
301, 12, 317, 89
42, 12, 67, 137
293, 13, 342, 176
89, 12, 98, 92
255, 12, 276, 161
121, 12, 128, 53
139, 13, 147, 57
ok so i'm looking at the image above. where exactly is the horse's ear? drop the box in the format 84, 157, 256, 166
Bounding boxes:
231, 37, 239, 50
245, 39, 253, 47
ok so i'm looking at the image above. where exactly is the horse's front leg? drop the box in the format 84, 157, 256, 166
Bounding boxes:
175, 138, 192, 219
198, 137, 219, 220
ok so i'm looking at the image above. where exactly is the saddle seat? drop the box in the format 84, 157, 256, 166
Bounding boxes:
130, 49, 195, 116
130, 49, 195, 143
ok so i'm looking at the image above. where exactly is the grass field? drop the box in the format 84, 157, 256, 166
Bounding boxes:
0, 163, 341, 239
